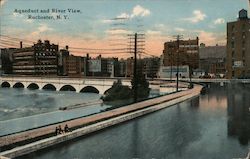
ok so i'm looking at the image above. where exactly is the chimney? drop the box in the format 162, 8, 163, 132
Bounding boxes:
66, 45, 69, 50
20, 41, 23, 48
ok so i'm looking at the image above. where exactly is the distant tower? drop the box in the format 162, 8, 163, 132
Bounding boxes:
239, 9, 248, 19
226, 9, 250, 79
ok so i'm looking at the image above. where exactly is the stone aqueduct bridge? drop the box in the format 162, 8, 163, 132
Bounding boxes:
0, 76, 131, 94
1, 76, 249, 94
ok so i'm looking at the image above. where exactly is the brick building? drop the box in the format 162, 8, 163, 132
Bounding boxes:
65, 55, 83, 77
199, 44, 226, 76
162, 37, 199, 71
226, 9, 250, 78
12, 40, 58, 75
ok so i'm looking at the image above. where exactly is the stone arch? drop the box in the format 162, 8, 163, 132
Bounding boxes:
27, 83, 39, 90
80, 86, 99, 94
1, 81, 11, 88
104, 88, 112, 95
42, 84, 56, 91
13, 82, 24, 88
60, 85, 76, 92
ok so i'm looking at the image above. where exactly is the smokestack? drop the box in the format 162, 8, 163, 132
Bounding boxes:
20, 41, 23, 48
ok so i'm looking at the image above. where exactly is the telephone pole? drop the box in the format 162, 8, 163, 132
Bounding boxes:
128, 33, 145, 102
134, 33, 138, 102
173, 35, 183, 92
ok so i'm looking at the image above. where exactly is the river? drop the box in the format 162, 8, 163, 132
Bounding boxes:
14, 83, 250, 159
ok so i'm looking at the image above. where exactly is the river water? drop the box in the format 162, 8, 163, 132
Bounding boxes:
0, 88, 111, 136
16, 83, 250, 159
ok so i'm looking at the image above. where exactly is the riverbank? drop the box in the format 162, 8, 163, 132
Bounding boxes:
0, 84, 202, 158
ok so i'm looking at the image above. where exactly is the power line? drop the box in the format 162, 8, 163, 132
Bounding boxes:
0, 34, 34, 43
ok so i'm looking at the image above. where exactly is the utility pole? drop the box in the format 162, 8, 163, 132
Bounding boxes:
133, 33, 138, 102
128, 33, 145, 103
173, 35, 183, 92
170, 51, 172, 82
176, 36, 179, 92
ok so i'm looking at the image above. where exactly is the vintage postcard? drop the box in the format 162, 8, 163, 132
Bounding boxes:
0, 0, 250, 159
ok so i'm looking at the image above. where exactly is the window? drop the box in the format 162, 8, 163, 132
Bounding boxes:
242, 41, 245, 48
242, 32, 246, 39
242, 24, 245, 31
231, 41, 234, 48
232, 51, 235, 57
232, 25, 235, 32
242, 50, 245, 58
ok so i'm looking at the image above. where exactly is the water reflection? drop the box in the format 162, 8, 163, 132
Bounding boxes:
227, 83, 250, 145
11, 83, 250, 159
131, 121, 139, 158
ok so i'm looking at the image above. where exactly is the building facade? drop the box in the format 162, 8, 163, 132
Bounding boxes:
142, 57, 160, 78
227, 9, 250, 79
0, 48, 13, 74
162, 37, 199, 72
158, 65, 190, 78
199, 44, 226, 76
12, 40, 58, 75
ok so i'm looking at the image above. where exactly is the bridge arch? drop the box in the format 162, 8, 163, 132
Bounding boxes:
104, 88, 112, 95
80, 86, 99, 94
42, 84, 56, 91
27, 83, 39, 90
60, 85, 76, 92
13, 82, 24, 88
1, 81, 11, 88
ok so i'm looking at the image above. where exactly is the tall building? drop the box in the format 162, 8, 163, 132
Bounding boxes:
12, 40, 58, 75
160, 37, 199, 78
0, 48, 13, 74
64, 55, 82, 77
162, 37, 199, 70
141, 57, 160, 78
58, 47, 84, 77
125, 57, 134, 77
199, 44, 226, 76
226, 9, 250, 79
58, 48, 70, 76
117, 59, 126, 77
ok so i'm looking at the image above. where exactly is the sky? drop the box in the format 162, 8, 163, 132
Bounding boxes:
0, 0, 249, 58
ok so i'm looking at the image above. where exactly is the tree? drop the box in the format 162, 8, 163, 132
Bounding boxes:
131, 62, 150, 100
102, 79, 132, 101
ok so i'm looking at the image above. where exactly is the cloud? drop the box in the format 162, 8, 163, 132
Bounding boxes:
213, 18, 225, 25
183, 10, 206, 23
154, 23, 165, 29
105, 29, 132, 35
113, 5, 150, 20
197, 30, 216, 45
117, 12, 130, 19
174, 27, 185, 32
102, 19, 113, 24
131, 5, 151, 18
101, 5, 150, 24
146, 30, 161, 35
0, 0, 7, 6
31, 24, 53, 36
